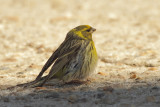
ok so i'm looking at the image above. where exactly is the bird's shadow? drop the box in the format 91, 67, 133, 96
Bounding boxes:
44, 80, 91, 89
6, 79, 90, 91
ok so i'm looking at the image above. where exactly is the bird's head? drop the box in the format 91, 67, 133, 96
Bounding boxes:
67, 25, 96, 40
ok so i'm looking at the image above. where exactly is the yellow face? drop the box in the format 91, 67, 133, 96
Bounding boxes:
69, 25, 96, 40
74, 25, 96, 33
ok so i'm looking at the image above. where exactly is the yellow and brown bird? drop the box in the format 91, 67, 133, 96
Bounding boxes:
19, 25, 98, 87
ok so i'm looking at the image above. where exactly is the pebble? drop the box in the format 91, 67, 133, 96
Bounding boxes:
103, 86, 114, 92
151, 86, 159, 90
16, 72, 24, 74
98, 94, 118, 105
146, 96, 156, 102
80, 87, 90, 91
28, 93, 37, 97
34, 89, 60, 99
2, 97, 10, 102
15, 96, 29, 101
78, 98, 88, 103
95, 92, 105, 99
67, 95, 78, 103
44, 92, 60, 99
97, 86, 114, 92
97, 87, 104, 91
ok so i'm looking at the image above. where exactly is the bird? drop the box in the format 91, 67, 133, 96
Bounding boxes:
19, 25, 98, 88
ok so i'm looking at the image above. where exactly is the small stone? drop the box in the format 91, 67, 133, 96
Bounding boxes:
68, 95, 78, 103
80, 87, 89, 91
36, 87, 47, 90
15, 96, 28, 101
97, 86, 114, 92
145, 63, 155, 67
0, 76, 5, 78
96, 93, 105, 99
148, 67, 158, 71
44, 92, 60, 98
78, 98, 88, 103
151, 86, 158, 90
16, 72, 24, 74
146, 96, 156, 102
130, 72, 137, 79
98, 72, 107, 76
103, 86, 114, 92
28, 93, 36, 97
17, 75, 26, 78
99, 95, 118, 105
3, 57, 17, 62
97, 87, 104, 91
95, 100, 99, 104
2, 97, 10, 102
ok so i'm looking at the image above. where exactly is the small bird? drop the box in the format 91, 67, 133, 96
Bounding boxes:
20, 25, 98, 87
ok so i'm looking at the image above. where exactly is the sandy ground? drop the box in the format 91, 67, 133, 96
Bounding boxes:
0, 0, 160, 107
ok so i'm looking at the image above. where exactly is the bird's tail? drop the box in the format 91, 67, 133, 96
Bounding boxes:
18, 76, 47, 88
7, 76, 47, 90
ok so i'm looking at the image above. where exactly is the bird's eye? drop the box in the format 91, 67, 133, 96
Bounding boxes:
86, 29, 90, 32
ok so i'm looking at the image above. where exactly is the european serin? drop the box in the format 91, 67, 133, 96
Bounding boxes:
24, 25, 98, 87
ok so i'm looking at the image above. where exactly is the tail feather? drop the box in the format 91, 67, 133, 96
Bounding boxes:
7, 76, 47, 90
19, 76, 48, 88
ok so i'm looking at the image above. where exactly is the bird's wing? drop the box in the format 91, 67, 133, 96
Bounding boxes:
35, 38, 83, 81
36, 40, 88, 87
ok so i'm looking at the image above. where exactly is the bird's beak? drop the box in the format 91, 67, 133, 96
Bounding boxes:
90, 27, 96, 33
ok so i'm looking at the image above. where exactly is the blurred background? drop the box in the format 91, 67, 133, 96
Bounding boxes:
0, 0, 160, 106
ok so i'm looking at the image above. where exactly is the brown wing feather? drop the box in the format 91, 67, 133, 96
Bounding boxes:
35, 35, 80, 81
36, 41, 83, 87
